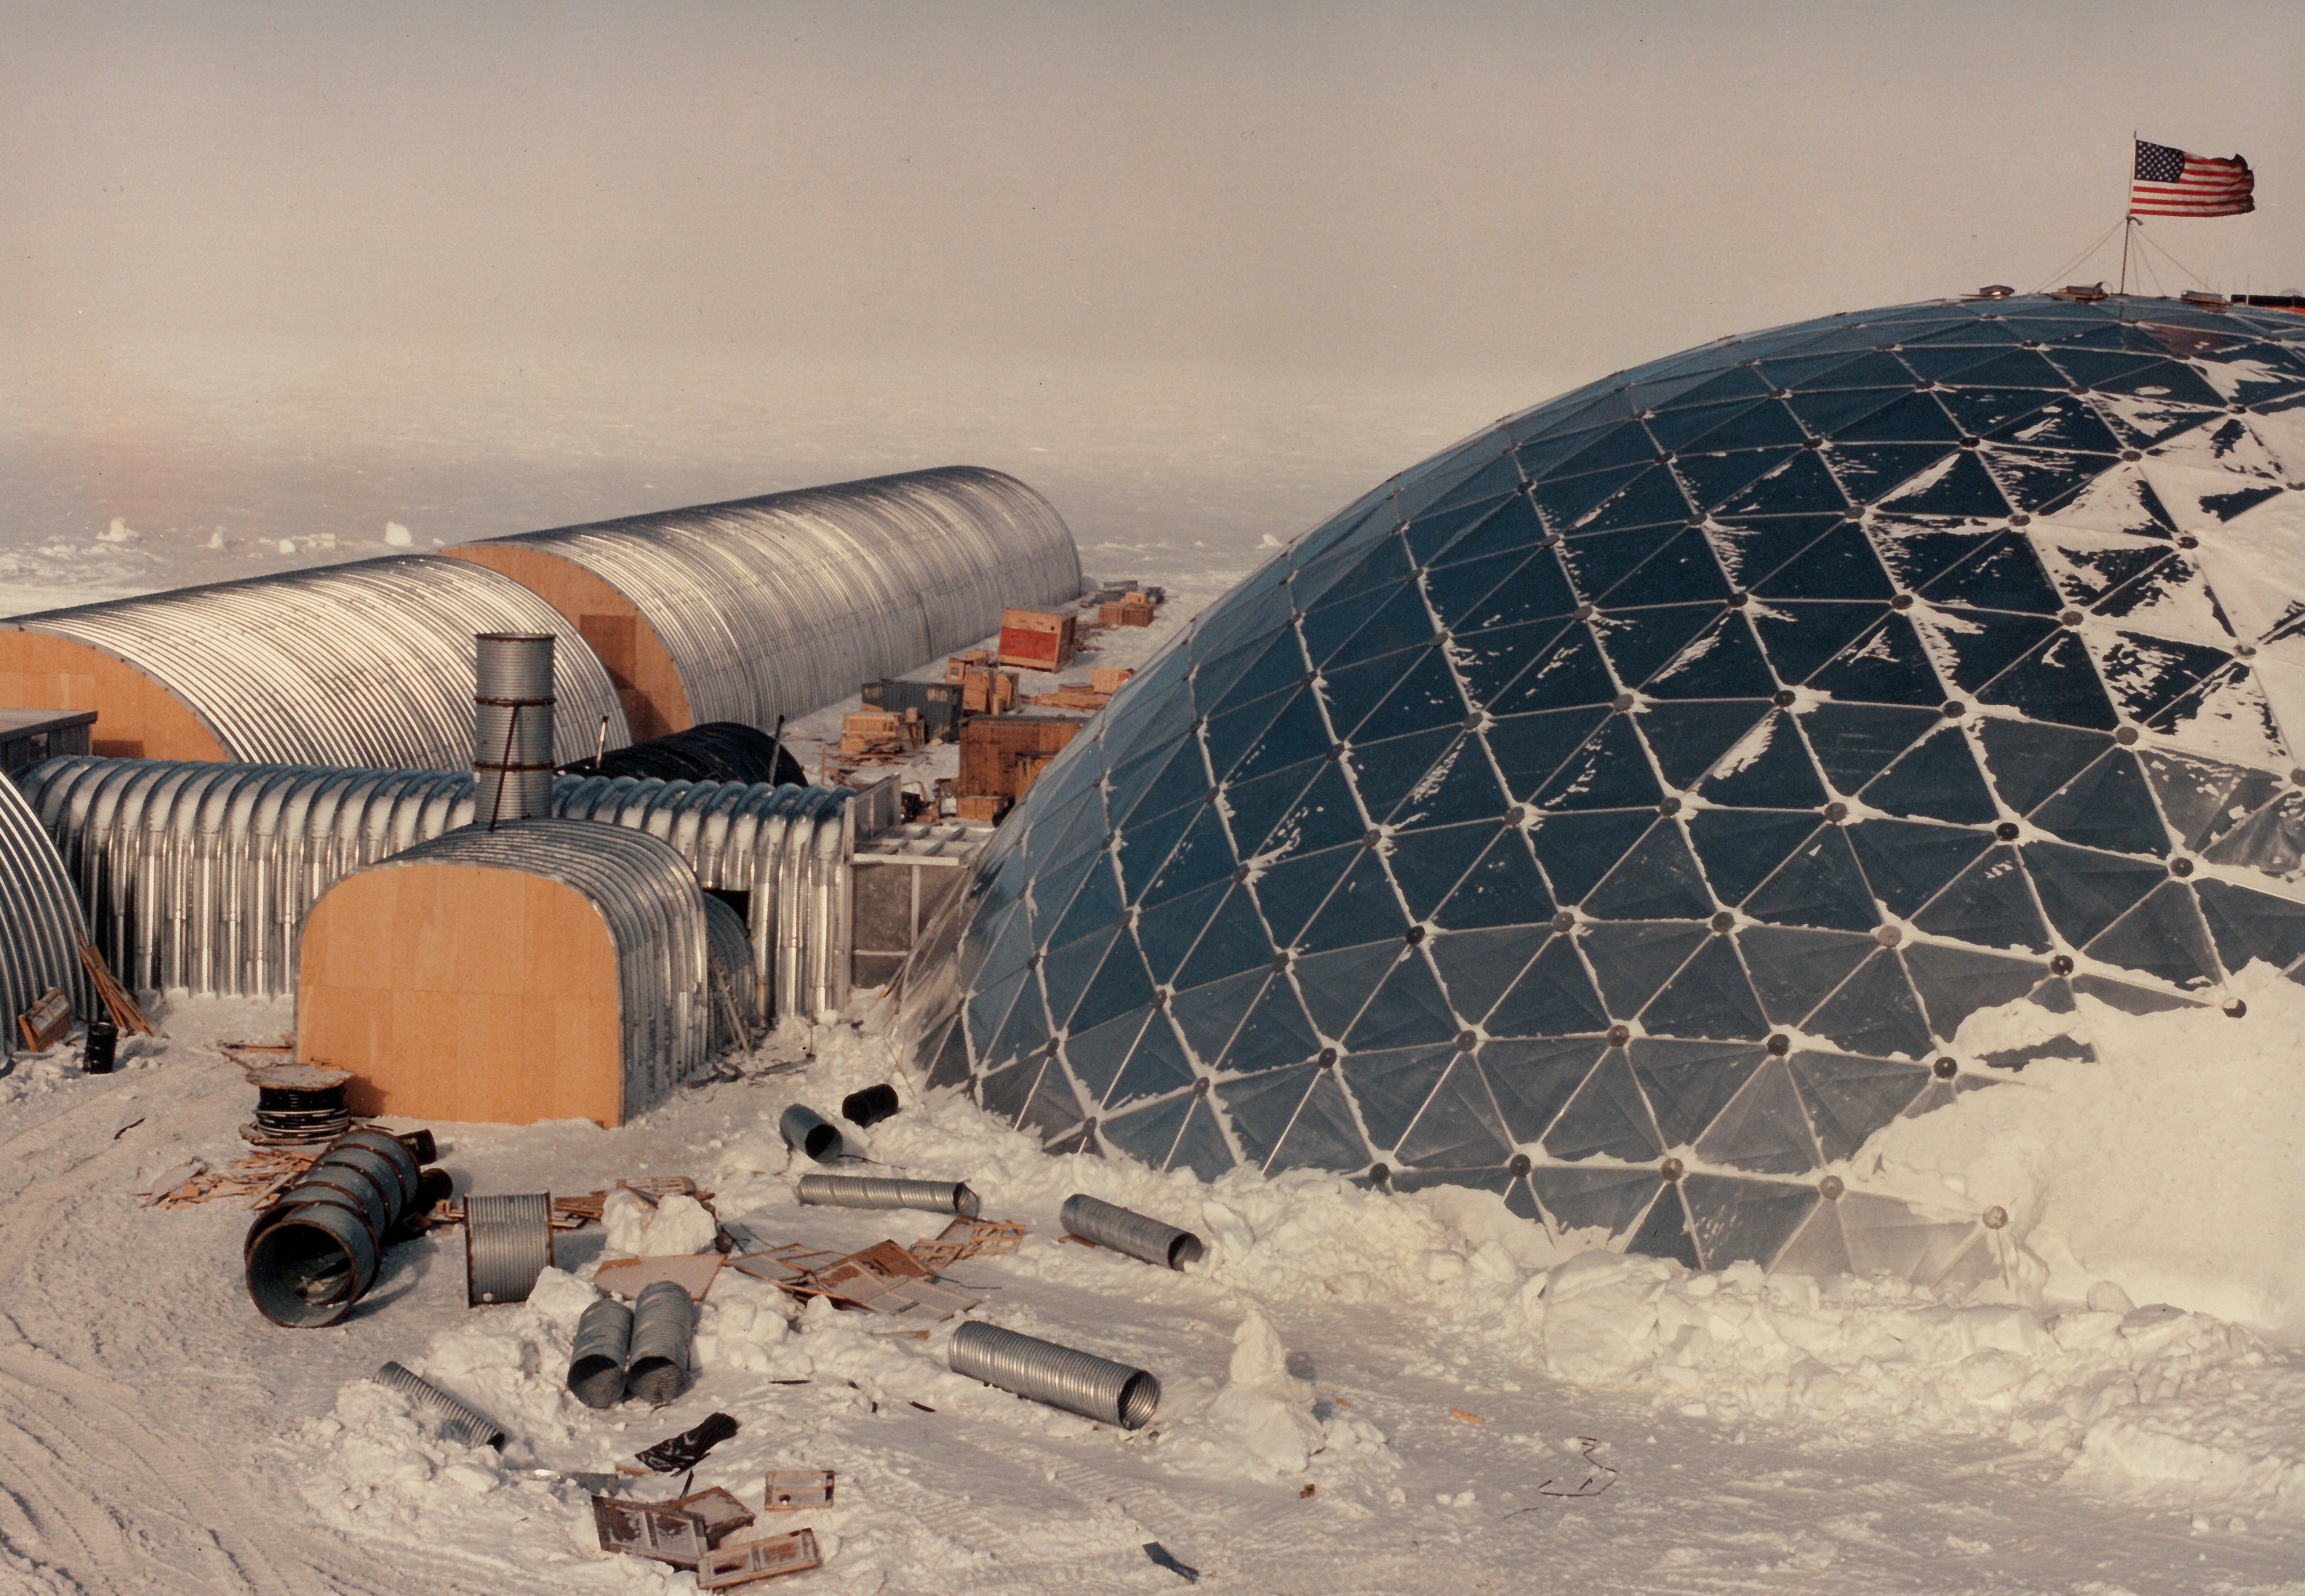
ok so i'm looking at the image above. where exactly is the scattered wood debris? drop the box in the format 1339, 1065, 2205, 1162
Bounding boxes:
593, 1253, 725, 1302
547, 1177, 709, 1230
1448, 1408, 1487, 1425
909, 1217, 1024, 1269
761, 1470, 835, 1511
731, 1239, 980, 1320
147, 1147, 316, 1209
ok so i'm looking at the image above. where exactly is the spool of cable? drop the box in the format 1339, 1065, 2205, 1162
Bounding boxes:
244, 1065, 353, 1149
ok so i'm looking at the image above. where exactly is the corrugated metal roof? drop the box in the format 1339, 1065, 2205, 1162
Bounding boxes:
0, 772, 87, 1060
19, 758, 850, 1022
8, 557, 630, 769
457, 467, 1081, 728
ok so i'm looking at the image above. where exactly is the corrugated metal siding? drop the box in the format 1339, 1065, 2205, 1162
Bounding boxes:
346, 821, 710, 1122
0, 773, 88, 1061
17, 758, 849, 1022
7, 557, 631, 769
460, 467, 1081, 728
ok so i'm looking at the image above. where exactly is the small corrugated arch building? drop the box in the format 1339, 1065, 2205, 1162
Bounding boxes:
440, 466, 1083, 740
298, 820, 714, 1126
0, 558, 632, 768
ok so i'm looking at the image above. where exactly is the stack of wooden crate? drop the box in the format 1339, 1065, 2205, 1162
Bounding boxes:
1096, 589, 1161, 627
945, 651, 1019, 714
954, 716, 1084, 820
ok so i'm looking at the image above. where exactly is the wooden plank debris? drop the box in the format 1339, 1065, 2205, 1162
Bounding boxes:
729, 1239, 980, 1320
80, 940, 157, 1036
908, 1217, 1025, 1269
592, 1253, 726, 1302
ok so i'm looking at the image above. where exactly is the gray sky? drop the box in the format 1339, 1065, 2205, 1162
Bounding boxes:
7, 1, 2300, 383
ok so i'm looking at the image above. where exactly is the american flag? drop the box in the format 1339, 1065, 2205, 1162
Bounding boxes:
2130, 139, 2254, 217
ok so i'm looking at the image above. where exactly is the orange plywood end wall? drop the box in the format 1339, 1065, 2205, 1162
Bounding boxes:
299, 860, 628, 1126
0, 631, 225, 761
439, 545, 692, 743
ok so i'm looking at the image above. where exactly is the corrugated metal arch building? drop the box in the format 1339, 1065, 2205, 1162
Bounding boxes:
441, 466, 1082, 740
0, 772, 87, 1063
0, 558, 631, 769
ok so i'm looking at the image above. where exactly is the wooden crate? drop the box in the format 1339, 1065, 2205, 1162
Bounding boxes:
958, 715, 1083, 799
1090, 668, 1134, 694
996, 608, 1077, 673
1098, 602, 1155, 627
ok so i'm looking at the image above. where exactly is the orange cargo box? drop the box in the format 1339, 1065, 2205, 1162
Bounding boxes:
996, 608, 1078, 673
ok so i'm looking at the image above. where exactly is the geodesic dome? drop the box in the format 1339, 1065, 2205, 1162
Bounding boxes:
906, 292, 2305, 1276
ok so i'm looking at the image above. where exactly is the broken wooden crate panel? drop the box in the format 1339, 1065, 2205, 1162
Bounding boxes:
591, 1496, 710, 1567
762, 1470, 836, 1511
994, 607, 1077, 673
668, 1486, 756, 1548
15, 987, 69, 1052
698, 1529, 821, 1589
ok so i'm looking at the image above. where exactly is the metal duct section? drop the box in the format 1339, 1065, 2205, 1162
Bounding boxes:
16, 759, 851, 1023
440, 467, 1081, 737
474, 634, 556, 826
2, 557, 630, 769
0, 773, 88, 1061
309, 819, 713, 1124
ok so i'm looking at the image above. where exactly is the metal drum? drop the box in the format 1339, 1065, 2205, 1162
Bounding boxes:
567, 1296, 634, 1410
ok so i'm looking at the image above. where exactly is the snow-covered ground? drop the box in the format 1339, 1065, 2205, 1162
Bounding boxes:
4, 359, 2305, 1593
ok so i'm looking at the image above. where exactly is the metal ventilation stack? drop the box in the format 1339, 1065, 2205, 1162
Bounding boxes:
474, 634, 556, 826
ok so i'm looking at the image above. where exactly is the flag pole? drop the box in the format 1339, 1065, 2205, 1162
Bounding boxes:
2119, 132, 2134, 299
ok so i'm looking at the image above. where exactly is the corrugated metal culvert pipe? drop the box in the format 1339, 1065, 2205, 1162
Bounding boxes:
17, 759, 853, 1024
567, 1297, 634, 1409
1059, 1195, 1205, 1271
0, 770, 88, 1064
474, 633, 555, 826
625, 1279, 697, 1405
948, 1321, 1160, 1429
796, 1174, 980, 1216
244, 1130, 433, 1327
373, 1361, 508, 1449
